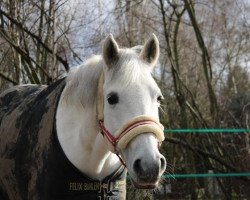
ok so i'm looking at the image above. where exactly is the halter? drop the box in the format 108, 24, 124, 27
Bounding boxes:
96, 72, 165, 167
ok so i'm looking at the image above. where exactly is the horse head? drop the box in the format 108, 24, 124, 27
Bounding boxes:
99, 34, 166, 189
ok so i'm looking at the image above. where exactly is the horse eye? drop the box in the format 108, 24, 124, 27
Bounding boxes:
107, 92, 119, 105
157, 95, 164, 103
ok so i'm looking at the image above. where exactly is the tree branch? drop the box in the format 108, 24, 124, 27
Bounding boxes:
183, 0, 219, 125
0, 29, 52, 83
0, 72, 18, 85
0, 8, 69, 71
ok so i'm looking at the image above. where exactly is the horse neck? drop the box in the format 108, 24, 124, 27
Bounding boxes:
56, 63, 120, 180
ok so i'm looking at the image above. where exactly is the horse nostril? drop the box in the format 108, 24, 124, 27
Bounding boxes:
133, 159, 143, 174
160, 157, 166, 172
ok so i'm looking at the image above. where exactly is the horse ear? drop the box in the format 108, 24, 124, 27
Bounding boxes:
103, 34, 119, 68
140, 34, 160, 68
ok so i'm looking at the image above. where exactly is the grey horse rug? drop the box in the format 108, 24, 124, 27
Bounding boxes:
0, 79, 126, 200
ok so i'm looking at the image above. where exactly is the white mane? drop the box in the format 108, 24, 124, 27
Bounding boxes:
63, 55, 103, 107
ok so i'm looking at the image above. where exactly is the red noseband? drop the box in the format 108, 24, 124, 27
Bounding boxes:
98, 116, 165, 167
99, 120, 127, 166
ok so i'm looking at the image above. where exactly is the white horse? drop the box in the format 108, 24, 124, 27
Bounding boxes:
58, 33, 166, 186
0, 34, 166, 200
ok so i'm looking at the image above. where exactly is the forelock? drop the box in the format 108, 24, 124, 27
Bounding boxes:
109, 48, 150, 86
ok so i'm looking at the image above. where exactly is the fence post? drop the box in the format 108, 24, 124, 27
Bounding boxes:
206, 170, 220, 198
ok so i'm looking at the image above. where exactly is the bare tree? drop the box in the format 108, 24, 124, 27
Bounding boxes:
1, 0, 250, 198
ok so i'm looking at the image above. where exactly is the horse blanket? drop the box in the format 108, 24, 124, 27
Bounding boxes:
0, 79, 126, 200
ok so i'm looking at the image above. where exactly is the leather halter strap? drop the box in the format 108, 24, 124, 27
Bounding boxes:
99, 120, 127, 166
96, 72, 104, 121
99, 118, 164, 152
96, 72, 165, 167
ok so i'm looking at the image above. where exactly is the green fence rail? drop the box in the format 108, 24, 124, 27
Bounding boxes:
162, 128, 250, 179
163, 173, 250, 179
164, 128, 250, 134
